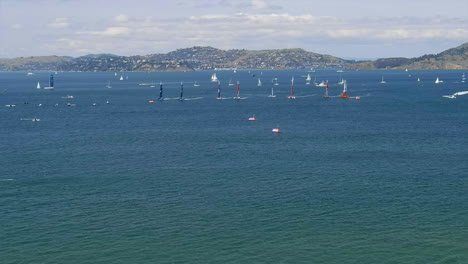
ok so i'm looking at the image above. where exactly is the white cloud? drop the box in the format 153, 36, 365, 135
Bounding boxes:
252, 0, 266, 9
78, 27, 130, 36
114, 14, 129, 23
47, 18, 70, 28
11, 24, 23, 29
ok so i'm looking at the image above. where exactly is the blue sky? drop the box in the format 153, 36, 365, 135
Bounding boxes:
1, 0, 467, 59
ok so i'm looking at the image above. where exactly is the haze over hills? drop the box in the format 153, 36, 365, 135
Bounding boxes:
347, 42, 468, 70
0, 42, 466, 72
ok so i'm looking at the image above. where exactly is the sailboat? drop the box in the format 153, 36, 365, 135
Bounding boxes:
211, 73, 218, 82
268, 87, 276, 98
106, 80, 112, 88
228, 78, 234, 86
257, 78, 262, 87
340, 80, 349, 98
316, 80, 327, 87
306, 74, 311, 84
323, 82, 330, 98
462, 73, 466, 83
435, 77, 443, 84
36, 82, 41, 89
120, 75, 124, 81
248, 114, 256, 121
442, 91, 468, 99
234, 81, 241, 99
193, 81, 200, 87
158, 82, 164, 100
216, 81, 222, 99
417, 77, 420, 82
274, 78, 279, 86
179, 82, 184, 101
338, 78, 345, 85
380, 76, 386, 84
114, 72, 117, 76
43, 74, 55, 90
287, 77, 296, 99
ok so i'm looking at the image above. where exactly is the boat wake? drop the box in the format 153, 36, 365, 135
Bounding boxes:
0, 178, 15, 181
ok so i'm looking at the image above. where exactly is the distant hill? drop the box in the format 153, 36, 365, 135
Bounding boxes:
347, 42, 468, 70
0, 46, 344, 72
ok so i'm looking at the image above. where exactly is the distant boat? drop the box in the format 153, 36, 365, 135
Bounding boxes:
106, 80, 112, 88
462, 73, 466, 83
442, 91, 468, 99
257, 78, 262, 87
120, 75, 124, 81
27, 72, 34, 76
248, 114, 256, 121
435, 77, 443, 84
380, 76, 386, 84
158, 82, 164, 100
268, 87, 276, 98
114, 72, 117, 76
179, 82, 184, 101
43, 74, 55, 90
21, 117, 40, 122
338, 78, 345, 85
287, 76, 295, 99
417, 77, 420, 82
308, 68, 315, 72
193, 81, 200, 87
228, 78, 234, 86
211, 73, 218, 82
36, 82, 41, 89
336, 69, 344, 73
306, 74, 311, 84
316, 80, 327, 87
234, 81, 241, 99
323, 82, 330, 98
233, 69, 237, 73
272, 125, 280, 133
216, 81, 222, 99
340, 80, 349, 98
405, 68, 408, 72
274, 78, 279, 86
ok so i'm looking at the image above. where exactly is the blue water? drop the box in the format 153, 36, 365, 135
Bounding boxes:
1, 70, 467, 263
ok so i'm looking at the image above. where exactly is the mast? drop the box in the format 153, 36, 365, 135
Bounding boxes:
288, 76, 295, 98
236, 81, 240, 98
340, 80, 349, 98
324, 82, 329, 98
158, 82, 163, 100
217, 81, 221, 98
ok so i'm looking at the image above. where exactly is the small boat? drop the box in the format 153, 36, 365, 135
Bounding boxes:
315, 80, 327, 87
62, 95, 74, 99
308, 68, 315, 72
461, 73, 466, 83
274, 78, 279, 86
114, 72, 117, 76
272, 126, 280, 133
336, 69, 344, 73
27, 72, 34, 76
442, 91, 468, 99
287, 77, 296, 99
211, 73, 218, 82
21, 117, 40, 122
340, 81, 350, 98
435, 77, 443, 84
36, 82, 41, 89
148, 100, 155, 103
216, 81, 223, 99
120, 75, 124, 81
193, 81, 200, 87
268, 87, 276, 98
323, 82, 330, 98
306, 74, 311, 84
417, 77, 420, 82
106, 100, 109, 104
158, 82, 164, 100
106, 80, 112, 88
257, 78, 262, 87
248, 115, 256, 121
380, 76, 386, 84
405, 68, 408, 72
43, 74, 55, 90
234, 81, 241, 99
5, 104, 16, 107
178, 82, 184, 101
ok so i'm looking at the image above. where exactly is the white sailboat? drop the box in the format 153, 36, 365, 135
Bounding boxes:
306, 74, 311, 84
380, 76, 386, 84
228, 78, 234, 86
338, 78, 345, 85
257, 78, 262, 87
435, 77, 443, 84
462, 73, 466, 83
268, 87, 276, 98
106, 80, 112, 88
120, 75, 124, 81
36, 82, 41, 89
316, 80, 327, 87
417, 77, 420, 82
211, 73, 218, 82
114, 72, 117, 76
274, 78, 279, 86
193, 81, 200, 87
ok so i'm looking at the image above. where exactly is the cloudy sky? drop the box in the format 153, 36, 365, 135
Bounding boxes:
1, 0, 467, 59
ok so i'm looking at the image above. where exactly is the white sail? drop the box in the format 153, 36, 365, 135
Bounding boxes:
417, 77, 420, 82
120, 75, 124, 81
306, 74, 311, 81
36, 82, 41, 89
380, 76, 386, 84
257, 78, 262, 86
211, 73, 218, 82
435, 77, 443, 84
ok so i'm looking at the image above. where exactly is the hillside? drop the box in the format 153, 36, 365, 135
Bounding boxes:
347, 42, 468, 70
0, 47, 344, 72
